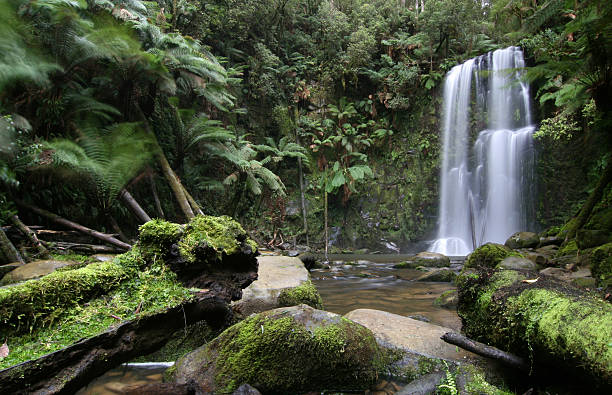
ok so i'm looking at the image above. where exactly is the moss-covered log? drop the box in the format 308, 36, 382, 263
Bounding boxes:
457, 268, 612, 389
0, 293, 231, 395
0, 250, 141, 336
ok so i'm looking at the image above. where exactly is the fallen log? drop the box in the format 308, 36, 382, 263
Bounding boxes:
441, 332, 528, 372
0, 293, 231, 395
15, 200, 131, 250
0, 227, 24, 265
456, 268, 612, 389
119, 188, 152, 224
10, 215, 49, 258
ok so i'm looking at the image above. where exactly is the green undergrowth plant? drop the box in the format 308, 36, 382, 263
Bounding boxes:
0, 263, 192, 369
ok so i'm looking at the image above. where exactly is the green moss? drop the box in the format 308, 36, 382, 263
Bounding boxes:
135, 320, 216, 362
211, 312, 383, 393
464, 243, 523, 270
277, 281, 323, 309
50, 253, 96, 264
138, 219, 184, 260
461, 365, 514, 395
163, 364, 177, 383
458, 267, 612, 385
557, 240, 579, 257
0, 267, 192, 369
178, 215, 256, 264
0, 258, 130, 335
434, 290, 458, 307
590, 242, 612, 287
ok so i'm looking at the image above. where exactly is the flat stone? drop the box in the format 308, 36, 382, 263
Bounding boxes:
344, 309, 476, 362
0, 259, 79, 285
232, 256, 310, 316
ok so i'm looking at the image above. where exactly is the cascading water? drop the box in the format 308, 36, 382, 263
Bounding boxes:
430, 46, 536, 256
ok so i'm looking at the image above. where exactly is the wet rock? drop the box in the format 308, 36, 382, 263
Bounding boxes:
0, 259, 79, 285
496, 256, 537, 271
395, 371, 445, 395
232, 256, 321, 316
407, 315, 430, 323
124, 382, 204, 395
92, 254, 116, 262
433, 290, 458, 309
344, 309, 477, 362
539, 236, 563, 247
173, 305, 383, 393
505, 231, 540, 249
414, 268, 456, 282
0, 263, 22, 278
394, 252, 450, 269
522, 251, 549, 266
232, 384, 262, 395
539, 267, 593, 285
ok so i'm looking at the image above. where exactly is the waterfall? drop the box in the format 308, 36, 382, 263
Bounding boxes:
430, 47, 536, 256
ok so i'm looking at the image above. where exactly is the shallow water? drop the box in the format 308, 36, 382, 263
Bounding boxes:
77, 363, 169, 395
311, 257, 461, 330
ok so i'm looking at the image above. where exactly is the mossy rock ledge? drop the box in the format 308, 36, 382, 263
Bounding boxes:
171, 304, 385, 393
139, 215, 259, 301
456, 267, 612, 389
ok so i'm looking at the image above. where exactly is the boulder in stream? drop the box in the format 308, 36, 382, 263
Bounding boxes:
232, 255, 322, 316
464, 243, 523, 270
394, 252, 450, 269
171, 304, 385, 393
0, 259, 81, 285
504, 231, 539, 249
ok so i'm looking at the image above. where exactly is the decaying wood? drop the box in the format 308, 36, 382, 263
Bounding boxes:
0, 293, 232, 395
9, 215, 49, 258
119, 189, 152, 223
441, 332, 528, 372
14, 200, 131, 251
0, 227, 24, 265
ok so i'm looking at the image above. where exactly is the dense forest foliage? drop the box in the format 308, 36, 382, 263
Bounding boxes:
1, 0, 610, 255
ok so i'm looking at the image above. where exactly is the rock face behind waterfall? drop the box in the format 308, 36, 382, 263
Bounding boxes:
430, 47, 536, 256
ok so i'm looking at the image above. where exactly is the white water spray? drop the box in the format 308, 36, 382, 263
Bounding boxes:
430, 47, 536, 256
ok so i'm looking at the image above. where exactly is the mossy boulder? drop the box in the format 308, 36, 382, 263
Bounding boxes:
504, 231, 540, 250
457, 268, 612, 389
277, 280, 323, 309
433, 290, 458, 308
464, 243, 523, 270
556, 240, 579, 257
414, 268, 457, 282
172, 304, 385, 393
591, 242, 612, 288
394, 252, 450, 269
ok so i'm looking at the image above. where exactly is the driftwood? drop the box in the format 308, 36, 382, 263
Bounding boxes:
0, 293, 232, 395
15, 200, 131, 251
441, 332, 528, 372
10, 215, 49, 258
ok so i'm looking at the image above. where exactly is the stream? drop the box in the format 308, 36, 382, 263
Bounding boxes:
78, 254, 462, 394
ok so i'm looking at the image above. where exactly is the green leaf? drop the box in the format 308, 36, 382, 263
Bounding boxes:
331, 172, 346, 188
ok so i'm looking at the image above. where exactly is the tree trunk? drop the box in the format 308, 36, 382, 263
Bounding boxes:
10, 214, 49, 259
15, 201, 131, 250
324, 189, 329, 262
148, 173, 165, 219
564, 160, 612, 241
108, 215, 130, 244
298, 157, 309, 246
182, 184, 204, 216
157, 151, 195, 221
119, 189, 151, 224
457, 268, 612, 389
0, 227, 24, 264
